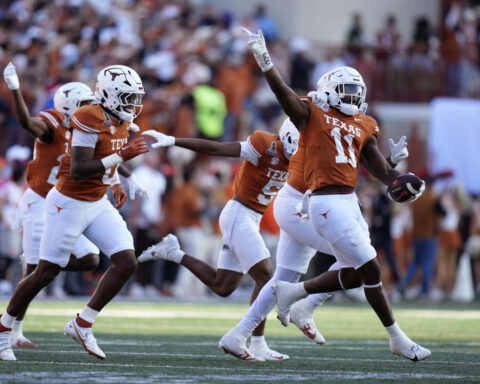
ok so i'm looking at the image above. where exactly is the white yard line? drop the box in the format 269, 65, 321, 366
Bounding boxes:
24, 307, 480, 319
15, 348, 480, 366
4, 360, 476, 379
27, 336, 480, 348
24, 308, 256, 319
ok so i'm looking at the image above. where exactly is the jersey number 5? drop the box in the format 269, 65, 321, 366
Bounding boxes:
46, 142, 69, 185
258, 179, 284, 205
331, 127, 356, 167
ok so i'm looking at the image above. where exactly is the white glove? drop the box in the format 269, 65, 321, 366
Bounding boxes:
406, 173, 425, 202
388, 136, 409, 165
297, 190, 312, 223
242, 27, 273, 72
143, 130, 175, 148
3, 62, 19, 90
307, 91, 329, 110
128, 122, 140, 132
126, 174, 148, 200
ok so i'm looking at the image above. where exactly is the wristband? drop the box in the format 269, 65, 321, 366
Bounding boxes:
101, 153, 123, 170
110, 170, 121, 186
256, 52, 273, 72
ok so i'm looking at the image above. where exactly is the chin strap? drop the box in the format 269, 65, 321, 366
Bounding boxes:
339, 104, 359, 116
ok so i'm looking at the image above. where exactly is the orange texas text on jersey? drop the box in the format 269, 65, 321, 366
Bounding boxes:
26, 109, 71, 198
303, 100, 379, 192
56, 104, 130, 201
233, 130, 290, 214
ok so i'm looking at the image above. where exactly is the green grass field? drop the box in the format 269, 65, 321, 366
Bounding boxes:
0, 300, 479, 383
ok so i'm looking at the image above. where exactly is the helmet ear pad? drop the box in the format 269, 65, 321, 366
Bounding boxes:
327, 92, 339, 107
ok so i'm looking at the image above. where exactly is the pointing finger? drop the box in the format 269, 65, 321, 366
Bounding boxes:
241, 27, 253, 36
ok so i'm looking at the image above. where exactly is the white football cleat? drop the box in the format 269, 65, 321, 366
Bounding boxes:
274, 281, 307, 327
64, 319, 106, 360
0, 331, 16, 361
219, 329, 263, 362
10, 333, 36, 348
249, 345, 289, 361
138, 234, 185, 263
290, 301, 326, 345
390, 336, 431, 362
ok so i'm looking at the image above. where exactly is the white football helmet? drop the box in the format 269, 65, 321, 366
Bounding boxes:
53, 82, 95, 120
95, 65, 145, 122
317, 66, 367, 116
279, 118, 300, 159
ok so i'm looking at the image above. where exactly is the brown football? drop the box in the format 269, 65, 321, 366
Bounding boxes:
387, 174, 424, 203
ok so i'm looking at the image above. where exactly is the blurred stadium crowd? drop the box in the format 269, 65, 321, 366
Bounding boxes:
1, 0, 480, 302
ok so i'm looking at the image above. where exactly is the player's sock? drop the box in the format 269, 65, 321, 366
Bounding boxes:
305, 292, 332, 310
289, 282, 308, 297
78, 307, 99, 325
0, 313, 15, 330
250, 335, 267, 349
10, 319, 36, 348
235, 278, 277, 338
11, 320, 23, 335
249, 334, 290, 360
385, 322, 406, 339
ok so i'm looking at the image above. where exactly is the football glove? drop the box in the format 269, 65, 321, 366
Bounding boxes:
407, 173, 425, 202
298, 189, 312, 223
143, 130, 175, 148
242, 27, 273, 72
128, 121, 140, 132
3, 62, 19, 90
126, 174, 148, 200
118, 137, 149, 161
388, 136, 409, 165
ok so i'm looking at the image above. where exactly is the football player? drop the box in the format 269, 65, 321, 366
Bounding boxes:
2, 63, 146, 351
0, 65, 148, 361
142, 97, 408, 362
140, 123, 298, 361
219, 114, 409, 353
243, 28, 430, 362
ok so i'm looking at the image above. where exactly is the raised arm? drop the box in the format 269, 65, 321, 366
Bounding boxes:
143, 130, 241, 157
360, 135, 400, 185
4, 62, 53, 142
242, 28, 310, 130
264, 68, 310, 130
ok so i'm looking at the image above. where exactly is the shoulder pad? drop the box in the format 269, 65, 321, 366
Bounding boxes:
71, 105, 110, 134
37, 109, 64, 130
